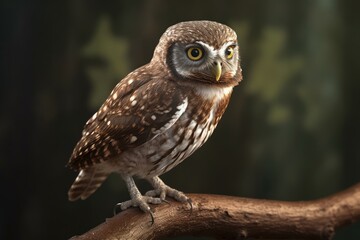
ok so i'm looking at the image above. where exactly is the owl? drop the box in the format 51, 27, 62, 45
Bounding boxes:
67, 20, 242, 216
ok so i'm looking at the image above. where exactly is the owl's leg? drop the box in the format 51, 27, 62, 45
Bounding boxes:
145, 176, 189, 203
116, 175, 162, 214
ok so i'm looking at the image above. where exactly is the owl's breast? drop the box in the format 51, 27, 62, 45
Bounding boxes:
119, 85, 233, 178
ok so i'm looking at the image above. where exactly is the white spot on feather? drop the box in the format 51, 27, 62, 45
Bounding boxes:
91, 112, 97, 121
130, 135, 137, 143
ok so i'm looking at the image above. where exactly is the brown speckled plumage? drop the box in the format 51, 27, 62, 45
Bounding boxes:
67, 21, 242, 213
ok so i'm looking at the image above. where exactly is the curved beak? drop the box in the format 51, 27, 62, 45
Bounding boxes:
212, 61, 222, 81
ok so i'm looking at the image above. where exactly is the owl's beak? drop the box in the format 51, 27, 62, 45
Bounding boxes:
212, 61, 222, 81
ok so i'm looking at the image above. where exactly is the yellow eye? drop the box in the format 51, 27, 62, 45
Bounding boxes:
187, 47, 203, 61
225, 46, 235, 59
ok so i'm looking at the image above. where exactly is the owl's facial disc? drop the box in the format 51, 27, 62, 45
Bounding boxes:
197, 41, 238, 81
170, 40, 239, 83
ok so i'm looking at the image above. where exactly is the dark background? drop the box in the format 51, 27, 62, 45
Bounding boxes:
1, 0, 360, 239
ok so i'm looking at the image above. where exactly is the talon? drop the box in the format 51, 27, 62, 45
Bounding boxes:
149, 210, 155, 225
187, 198, 193, 213
113, 202, 122, 215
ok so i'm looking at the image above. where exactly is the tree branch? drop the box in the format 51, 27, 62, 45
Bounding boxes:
70, 183, 360, 240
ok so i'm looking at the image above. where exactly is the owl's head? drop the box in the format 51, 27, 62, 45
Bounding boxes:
152, 21, 242, 85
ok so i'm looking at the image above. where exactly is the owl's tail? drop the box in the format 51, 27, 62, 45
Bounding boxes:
68, 167, 110, 201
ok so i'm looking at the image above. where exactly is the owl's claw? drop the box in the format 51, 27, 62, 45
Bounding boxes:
113, 202, 121, 215
187, 198, 193, 212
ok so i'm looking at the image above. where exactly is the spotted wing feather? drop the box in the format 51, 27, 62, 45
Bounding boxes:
68, 68, 187, 170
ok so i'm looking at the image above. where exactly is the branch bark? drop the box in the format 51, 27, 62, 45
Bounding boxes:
70, 183, 360, 240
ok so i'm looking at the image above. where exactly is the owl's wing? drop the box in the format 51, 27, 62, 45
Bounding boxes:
68, 73, 188, 170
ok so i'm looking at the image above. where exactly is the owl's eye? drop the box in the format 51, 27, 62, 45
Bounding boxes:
225, 46, 235, 59
186, 47, 203, 61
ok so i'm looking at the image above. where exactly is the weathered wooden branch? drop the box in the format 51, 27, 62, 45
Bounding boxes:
70, 183, 360, 240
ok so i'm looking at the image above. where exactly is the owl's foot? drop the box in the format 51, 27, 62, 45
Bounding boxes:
116, 175, 164, 224
115, 195, 162, 212
114, 195, 162, 224
146, 176, 191, 206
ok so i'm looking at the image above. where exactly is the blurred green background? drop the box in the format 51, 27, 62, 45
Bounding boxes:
1, 0, 360, 239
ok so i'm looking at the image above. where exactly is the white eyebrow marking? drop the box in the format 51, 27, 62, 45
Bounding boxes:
196, 41, 238, 58
196, 41, 217, 60
196, 41, 216, 52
